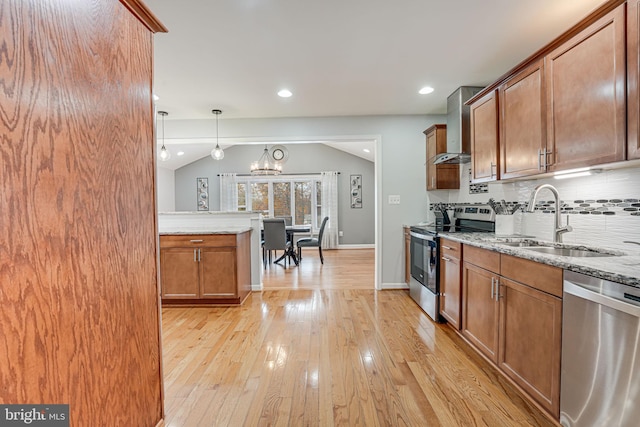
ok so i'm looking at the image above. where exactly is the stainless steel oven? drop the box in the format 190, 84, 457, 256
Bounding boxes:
409, 204, 495, 322
409, 229, 440, 321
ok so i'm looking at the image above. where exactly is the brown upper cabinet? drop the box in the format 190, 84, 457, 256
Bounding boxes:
470, 90, 499, 183
468, 0, 631, 178
499, 60, 547, 179
425, 124, 460, 190
628, 0, 640, 159
545, 3, 626, 171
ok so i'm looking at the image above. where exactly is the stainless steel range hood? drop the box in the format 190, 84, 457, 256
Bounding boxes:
434, 86, 484, 165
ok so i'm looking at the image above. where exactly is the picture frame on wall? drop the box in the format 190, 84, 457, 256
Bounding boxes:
197, 177, 209, 211
350, 174, 362, 208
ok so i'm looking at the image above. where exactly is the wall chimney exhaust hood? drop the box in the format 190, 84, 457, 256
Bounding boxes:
433, 86, 483, 165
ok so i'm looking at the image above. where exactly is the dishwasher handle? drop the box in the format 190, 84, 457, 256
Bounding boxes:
564, 280, 640, 319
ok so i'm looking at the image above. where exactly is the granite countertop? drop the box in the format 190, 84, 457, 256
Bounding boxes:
440, 232, 640, 288
159, 226, 253, 235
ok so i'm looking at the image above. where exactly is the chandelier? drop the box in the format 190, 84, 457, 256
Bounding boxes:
250, 145, 282, 175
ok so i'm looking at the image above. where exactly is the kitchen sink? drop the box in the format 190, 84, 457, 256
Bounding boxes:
497, 241, 537, 247
488, 239, 619, 257
519, 247, 616, 257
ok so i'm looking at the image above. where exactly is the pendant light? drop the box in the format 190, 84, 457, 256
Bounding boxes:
251, 145, 282, 175
158, 111, 170, 162
210, 109, 224, 160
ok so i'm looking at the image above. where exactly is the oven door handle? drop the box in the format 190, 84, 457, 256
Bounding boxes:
410, 231, 436, 241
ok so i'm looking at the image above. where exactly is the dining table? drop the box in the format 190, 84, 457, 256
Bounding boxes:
274, 225, 311, 266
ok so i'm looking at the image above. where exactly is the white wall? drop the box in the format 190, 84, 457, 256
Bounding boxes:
156, 166, 175, 212
156, 114, 447, 288
447, 164, 640, 252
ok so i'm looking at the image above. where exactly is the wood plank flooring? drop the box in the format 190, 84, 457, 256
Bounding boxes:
262, 248, 375, 290
162, 249, 554, 426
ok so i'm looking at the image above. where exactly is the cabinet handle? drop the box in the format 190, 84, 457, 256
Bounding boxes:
490, 277, 495, 299
442, 245, 452, 250
495, 279, 501, 302
442, 256, 452, 262
537, 148, 542, 170
432, 176, 435, 188
540, 147, 552, 169
190, 239, 204, 243
194, 249, 197, 262
198, 248, 201, 262
490, 162, 497, 178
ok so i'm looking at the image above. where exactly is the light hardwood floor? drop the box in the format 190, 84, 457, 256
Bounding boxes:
162, 249, 554, 426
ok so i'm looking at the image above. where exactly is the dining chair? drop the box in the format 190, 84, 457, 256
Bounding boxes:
297, 216, 329, 264
275, 215, 293, 226
262, 218, 291, 268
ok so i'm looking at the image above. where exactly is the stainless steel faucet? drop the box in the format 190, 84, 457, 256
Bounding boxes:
525, 184, 572, 242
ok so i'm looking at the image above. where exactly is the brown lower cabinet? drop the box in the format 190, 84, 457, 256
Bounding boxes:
461, 244, 562, 419
160, 232, 252, 305
439, 238, 462, 329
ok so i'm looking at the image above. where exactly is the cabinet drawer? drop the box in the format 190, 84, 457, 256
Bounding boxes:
441, 239, 462, 259
160, 234, 237, 248
500, 254, 562, 297
463, 244, 500, 273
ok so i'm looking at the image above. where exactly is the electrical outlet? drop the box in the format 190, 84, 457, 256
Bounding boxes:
338, 231, 344, 237
388, 195, 401, 205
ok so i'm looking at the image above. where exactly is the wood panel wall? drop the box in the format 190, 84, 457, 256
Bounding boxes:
0, 0, 165, 425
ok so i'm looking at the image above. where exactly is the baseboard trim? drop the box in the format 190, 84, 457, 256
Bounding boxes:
381, 282, 410, 290
155, 419, 165, 427
337, 244, 375, 249
252, 284, 264, 292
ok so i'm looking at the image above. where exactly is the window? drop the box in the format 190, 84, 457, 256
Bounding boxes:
235, 175, 322, 228
237, 183, 247, 211
315, 181, 322, 228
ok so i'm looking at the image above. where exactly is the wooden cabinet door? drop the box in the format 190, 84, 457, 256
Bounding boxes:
161, 248, 199, 299
498, 278, 562, 418
628, 0, 640, 159
425, 124, 458, 190
462, 262, 499, 363
470, 90, 499, 183
500, 60, 547, 179
426, 126, 438, 190
200, 247, 238, 298
545, 4, 626, 171
440, 253, 461, 329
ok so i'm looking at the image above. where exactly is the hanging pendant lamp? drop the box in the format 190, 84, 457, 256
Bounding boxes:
158, 111, 171, 162
210, 109, 224, 160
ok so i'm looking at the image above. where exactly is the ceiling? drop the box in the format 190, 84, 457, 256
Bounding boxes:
147, 0, 607, 169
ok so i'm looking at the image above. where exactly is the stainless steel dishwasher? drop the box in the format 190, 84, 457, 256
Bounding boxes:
560, 271, 640, 427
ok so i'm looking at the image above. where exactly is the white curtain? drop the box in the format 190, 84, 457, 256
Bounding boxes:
321, 171, 339, 249
219, 173, 238, 211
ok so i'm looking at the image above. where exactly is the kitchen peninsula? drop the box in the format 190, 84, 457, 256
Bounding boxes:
158, 211, 262, 304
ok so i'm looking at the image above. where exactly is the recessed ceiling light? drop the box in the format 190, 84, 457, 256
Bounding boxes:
278, 89, 293, 98
418, 86, 434, 95
177, 151, 185, 156
363, 148, 371, 153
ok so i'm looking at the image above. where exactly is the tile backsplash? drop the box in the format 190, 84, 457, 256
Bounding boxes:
429, 164, 640, 252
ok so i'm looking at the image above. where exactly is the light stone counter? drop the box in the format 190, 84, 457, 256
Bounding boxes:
159, 226, 252, 235
440, 232, 640, 288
